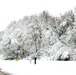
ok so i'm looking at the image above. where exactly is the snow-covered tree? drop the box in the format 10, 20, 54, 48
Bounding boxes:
1, 9, 76, 61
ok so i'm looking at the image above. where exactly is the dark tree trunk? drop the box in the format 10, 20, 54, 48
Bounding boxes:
34, 57, 37, 64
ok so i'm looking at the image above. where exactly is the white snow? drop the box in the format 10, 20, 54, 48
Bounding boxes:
0, 59, 76, 75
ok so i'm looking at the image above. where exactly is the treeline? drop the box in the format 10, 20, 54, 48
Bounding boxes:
0, 9, 76, 60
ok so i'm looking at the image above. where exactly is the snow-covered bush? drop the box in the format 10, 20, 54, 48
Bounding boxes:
54, 51, 70, 61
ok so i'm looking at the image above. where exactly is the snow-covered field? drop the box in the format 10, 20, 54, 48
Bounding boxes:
0, 60, 76, 75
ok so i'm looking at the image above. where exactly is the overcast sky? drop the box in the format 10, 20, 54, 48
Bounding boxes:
0, 0, 76, 31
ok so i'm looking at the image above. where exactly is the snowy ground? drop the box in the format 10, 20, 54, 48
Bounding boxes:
0, 59, 76, 75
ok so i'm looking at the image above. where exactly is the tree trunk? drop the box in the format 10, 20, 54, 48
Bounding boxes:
34, 57, 37, 64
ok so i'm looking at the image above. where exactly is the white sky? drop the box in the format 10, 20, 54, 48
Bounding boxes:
0, 0, 76, 31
